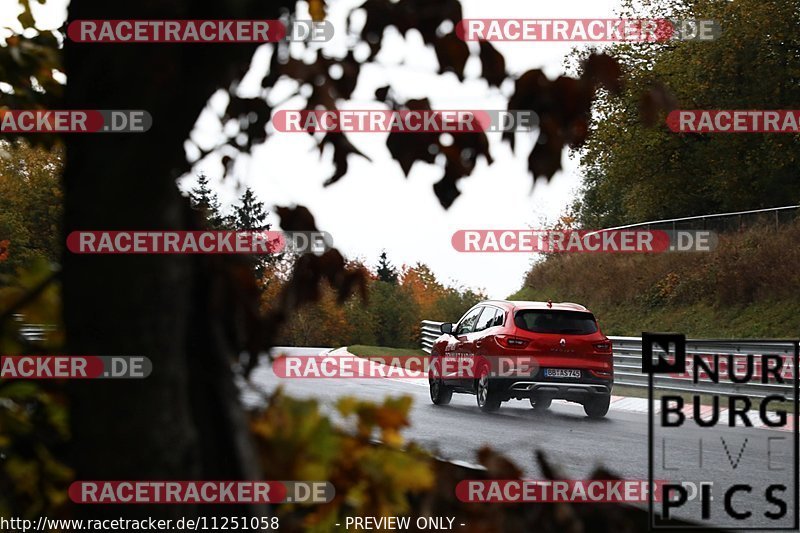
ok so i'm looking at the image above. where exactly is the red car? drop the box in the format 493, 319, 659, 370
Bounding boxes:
428, 300, 613, 417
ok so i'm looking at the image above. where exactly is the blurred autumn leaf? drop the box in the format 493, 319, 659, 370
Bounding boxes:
308, 0, 326, 22
479, 41, 506, 88
0, 10, 62, 149
212, 0, 622, 209
318, 133, 371, 187
250, 389, 433, 531
0, 258, 67, 520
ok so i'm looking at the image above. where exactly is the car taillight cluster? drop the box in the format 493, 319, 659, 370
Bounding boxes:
497, 335, 530, 348
593, 342, 612, 352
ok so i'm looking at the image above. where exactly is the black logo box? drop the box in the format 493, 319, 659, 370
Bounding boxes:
643, 332, 799, 531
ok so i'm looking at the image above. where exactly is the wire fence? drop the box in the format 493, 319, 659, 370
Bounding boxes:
597, 205, 799, 234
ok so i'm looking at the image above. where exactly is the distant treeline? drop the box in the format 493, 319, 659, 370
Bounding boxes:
261, 252, 485, 348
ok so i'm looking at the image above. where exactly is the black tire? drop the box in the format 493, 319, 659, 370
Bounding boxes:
429, 377, 453, 405
476, 366, 502, 412
584, 394, 610, 418
530, 397, 552, 410
429, 359, 453, 405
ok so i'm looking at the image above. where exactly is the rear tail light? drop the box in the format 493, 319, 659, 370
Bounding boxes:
593, 342, 612, 352
496, 335, 530, 348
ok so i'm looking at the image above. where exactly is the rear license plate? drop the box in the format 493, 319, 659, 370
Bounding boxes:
544, 368, 581, 379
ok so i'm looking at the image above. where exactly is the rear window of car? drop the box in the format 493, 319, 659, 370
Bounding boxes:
514, 310, 598, 335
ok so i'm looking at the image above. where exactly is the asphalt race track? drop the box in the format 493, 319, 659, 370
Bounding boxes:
241, 347, 798, 530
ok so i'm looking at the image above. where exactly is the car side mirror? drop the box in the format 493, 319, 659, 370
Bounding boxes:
440, 322, 454, 335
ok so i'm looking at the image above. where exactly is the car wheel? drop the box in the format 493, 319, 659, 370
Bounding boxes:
529, 397, 552, 410
429, 377, 453, 405
476, 366, 502, 412
429, 359, 453, 405
584, 394, 610, 418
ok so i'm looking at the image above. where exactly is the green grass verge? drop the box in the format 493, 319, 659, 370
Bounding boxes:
347, 344, 428, 358
596, 301, 800, 339
510, 286, 800, 339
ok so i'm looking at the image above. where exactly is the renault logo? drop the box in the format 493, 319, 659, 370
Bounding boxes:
560, 338, 566, 347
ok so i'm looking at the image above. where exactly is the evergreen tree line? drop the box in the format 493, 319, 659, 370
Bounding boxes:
188, 172, 276, 276
189, 174, 486, 349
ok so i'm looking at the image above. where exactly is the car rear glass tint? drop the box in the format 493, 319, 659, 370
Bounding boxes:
514, 310, 598, 335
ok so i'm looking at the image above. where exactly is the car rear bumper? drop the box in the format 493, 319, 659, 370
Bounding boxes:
492, 375, 613, 402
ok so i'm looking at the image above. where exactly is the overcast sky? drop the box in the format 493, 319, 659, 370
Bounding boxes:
5, 0, 623, 299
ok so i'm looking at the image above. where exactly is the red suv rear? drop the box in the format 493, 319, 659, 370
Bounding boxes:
428, 300, 614, 417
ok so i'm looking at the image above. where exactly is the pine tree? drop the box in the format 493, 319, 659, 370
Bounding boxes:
231, 187, 275, 278
376, 251, 398, 284
188, 172, 226, 228
232, 187, 269, 231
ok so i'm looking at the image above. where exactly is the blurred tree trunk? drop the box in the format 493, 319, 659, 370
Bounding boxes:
62, 0, 291, 519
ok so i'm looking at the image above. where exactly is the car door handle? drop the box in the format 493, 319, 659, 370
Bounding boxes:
475, 341, 482, 348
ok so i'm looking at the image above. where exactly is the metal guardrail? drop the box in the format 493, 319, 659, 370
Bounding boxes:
610, 336, 796, 400
421, 320, 443, 354
421, 321, 797, 400
11, 314, 55, 343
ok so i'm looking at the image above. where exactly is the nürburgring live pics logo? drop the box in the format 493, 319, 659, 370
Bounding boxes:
644, 332, 799, 530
